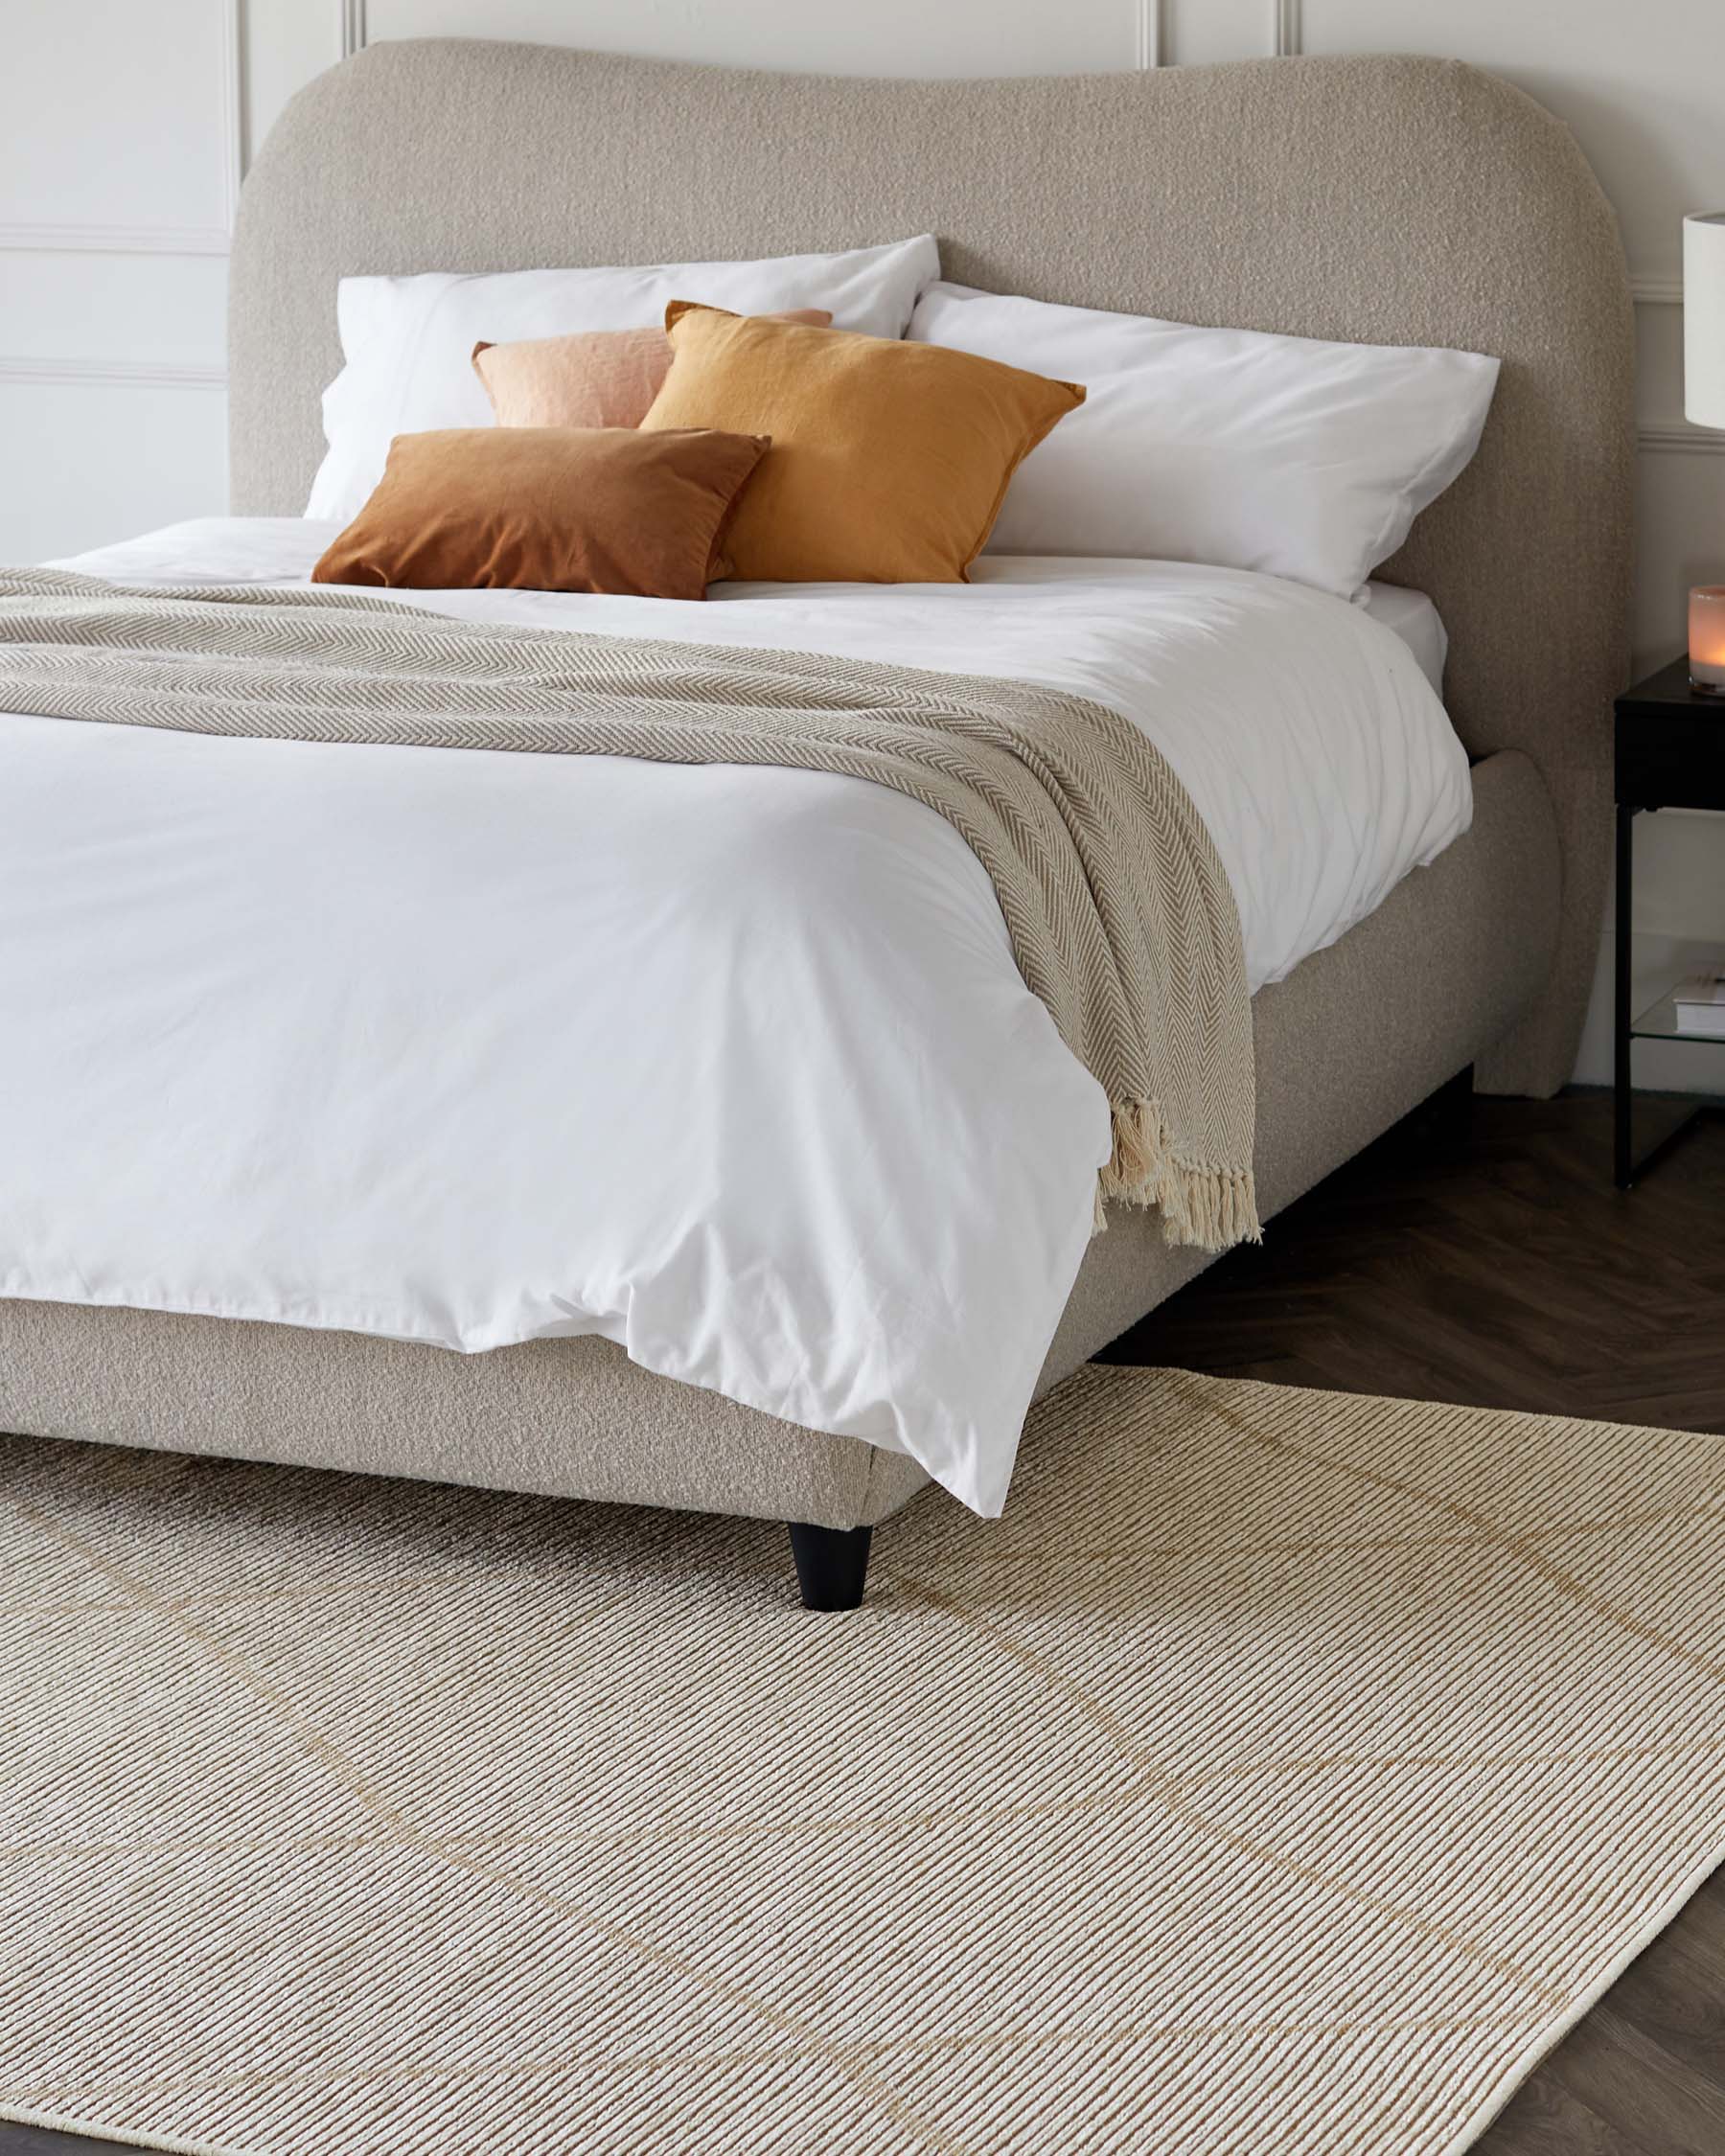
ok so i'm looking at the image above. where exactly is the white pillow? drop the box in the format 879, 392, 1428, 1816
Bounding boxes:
909, 284, 1499, 599
307, 236, 941, 524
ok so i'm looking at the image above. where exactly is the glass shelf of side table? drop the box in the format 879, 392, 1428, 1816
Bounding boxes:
1616, 987, 1724, 1188
1629, 993, 1725, 1047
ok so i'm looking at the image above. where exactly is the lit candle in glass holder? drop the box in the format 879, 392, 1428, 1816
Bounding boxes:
1691, 586, 1725, 696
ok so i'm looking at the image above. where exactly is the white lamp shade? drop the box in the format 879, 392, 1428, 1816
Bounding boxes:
1686, 213, 1725, 430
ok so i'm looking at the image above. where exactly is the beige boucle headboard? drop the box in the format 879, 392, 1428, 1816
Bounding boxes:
229, 40, 1633, 1094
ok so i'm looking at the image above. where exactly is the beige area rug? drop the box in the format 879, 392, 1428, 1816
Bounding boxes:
3, 1366, 1723, 2156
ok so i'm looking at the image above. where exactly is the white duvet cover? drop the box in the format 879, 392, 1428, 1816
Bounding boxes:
1, 520, 1471, 1513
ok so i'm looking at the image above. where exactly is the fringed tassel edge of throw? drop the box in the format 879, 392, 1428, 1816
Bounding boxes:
1092, 1096, 1262, 1254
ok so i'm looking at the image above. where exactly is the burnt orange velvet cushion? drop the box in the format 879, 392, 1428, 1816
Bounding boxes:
310, 425, 770, 599
472, 310, 832, 432
637, 304, 1085, 584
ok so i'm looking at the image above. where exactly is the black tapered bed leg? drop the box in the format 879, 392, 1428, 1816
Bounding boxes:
1432, 1061, 1475, 1133
788, 1522, 873, 1611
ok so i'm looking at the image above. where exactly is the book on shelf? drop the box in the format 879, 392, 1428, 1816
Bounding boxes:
1672, 971, 1725, 1038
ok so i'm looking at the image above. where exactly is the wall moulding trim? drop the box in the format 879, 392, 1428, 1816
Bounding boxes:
0, 356, 227, 392
1638, 422, 1725, 456
1273, 0, 1302, 57
1630, 276, 1685, 306
340, 0, 369, 60
0, 223, 231, 258
218, 0, 243, 226
0, 0, 242, 258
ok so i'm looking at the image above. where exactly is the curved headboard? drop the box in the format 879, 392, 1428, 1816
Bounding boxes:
231, 39, 1633, 1093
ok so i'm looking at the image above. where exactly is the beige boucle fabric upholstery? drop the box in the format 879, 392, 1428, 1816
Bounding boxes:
231, 40, 1632, 1096
0, 45, 1621, 1540
0, 752, 1556, 1530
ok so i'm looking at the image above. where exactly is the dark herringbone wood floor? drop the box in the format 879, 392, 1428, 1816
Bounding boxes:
2, 1090, 1721, 2155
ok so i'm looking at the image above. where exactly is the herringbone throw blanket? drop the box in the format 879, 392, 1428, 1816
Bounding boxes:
0, 569, 1258, 1249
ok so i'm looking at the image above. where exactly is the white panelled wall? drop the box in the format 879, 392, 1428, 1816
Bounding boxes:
3, 0, 1722, 1090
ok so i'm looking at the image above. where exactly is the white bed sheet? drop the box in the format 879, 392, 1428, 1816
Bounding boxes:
2, 520, 1471, 1514
1357, 580, 1447, 699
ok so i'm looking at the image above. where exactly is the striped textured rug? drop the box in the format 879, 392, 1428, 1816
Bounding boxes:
2, 1365, 1722, 2155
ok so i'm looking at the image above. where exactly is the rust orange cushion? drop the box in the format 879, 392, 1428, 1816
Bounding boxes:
637, 304, 1085, 584
472, 310, 833, 432
310, 425, 769, 599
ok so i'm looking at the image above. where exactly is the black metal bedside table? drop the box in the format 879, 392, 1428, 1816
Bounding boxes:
1614, 657, 1725, 1187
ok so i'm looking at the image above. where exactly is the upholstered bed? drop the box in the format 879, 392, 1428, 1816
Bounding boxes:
0, 41, 1631, 1602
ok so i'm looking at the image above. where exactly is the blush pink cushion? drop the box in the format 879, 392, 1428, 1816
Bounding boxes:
472, 310, 832, 432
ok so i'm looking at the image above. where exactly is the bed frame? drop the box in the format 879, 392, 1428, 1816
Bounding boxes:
0, 41, 1633, 1607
